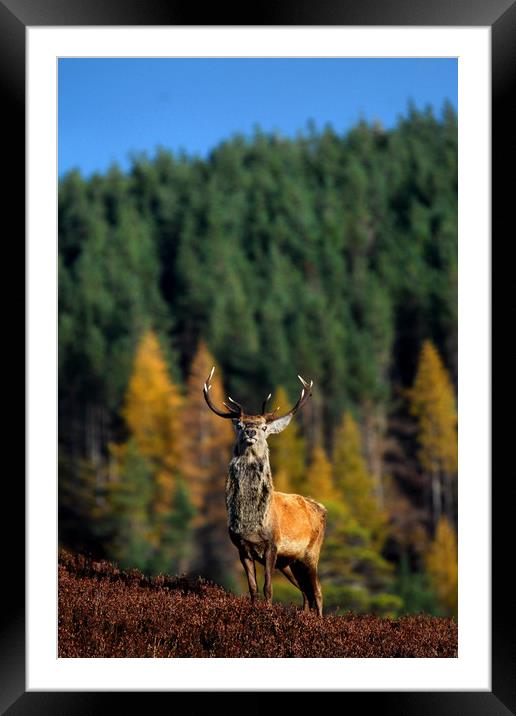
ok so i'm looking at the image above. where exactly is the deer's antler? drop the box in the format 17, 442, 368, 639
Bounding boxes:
203, 367, 243, 419
265, 374, 313, 422
261, 393, 272, 415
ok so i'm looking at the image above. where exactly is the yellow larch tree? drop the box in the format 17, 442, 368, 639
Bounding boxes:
332, 411, 389, 550
122, 329, 183, 515
268, 386, 306, 494
272, 468, 292, 494
304, 445, 336, 501
315, 410, 398, 615
408, 340, 458, 529
425, 516, 458, 617
106, 329, 193, 573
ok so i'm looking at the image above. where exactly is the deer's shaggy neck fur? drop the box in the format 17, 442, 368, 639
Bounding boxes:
226, 440, 273, 535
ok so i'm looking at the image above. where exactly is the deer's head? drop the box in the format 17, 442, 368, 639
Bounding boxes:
203, 367, 313, 456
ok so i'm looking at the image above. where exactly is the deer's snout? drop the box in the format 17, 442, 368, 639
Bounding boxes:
245, 429, 256, 438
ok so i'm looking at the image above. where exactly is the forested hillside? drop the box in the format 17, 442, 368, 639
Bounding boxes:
59, 105, 458, 617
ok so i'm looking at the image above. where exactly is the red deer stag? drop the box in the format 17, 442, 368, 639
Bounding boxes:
203, 368, 326, 616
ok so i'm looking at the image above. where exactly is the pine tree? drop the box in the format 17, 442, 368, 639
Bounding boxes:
268, 387, 306, 494
392, 552, 441, 616
318, 497, 401, 616
181, 341, 239, 588
105, 438, 157, 571
409, 340, 458, 528
59, 198, 172, 487
425, 516, 458, 617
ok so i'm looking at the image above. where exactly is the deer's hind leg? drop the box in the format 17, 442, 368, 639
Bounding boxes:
291, 561, 323, 617
279, 565, 309, 612
306, 563, 323, 617
290, 562, 316, 614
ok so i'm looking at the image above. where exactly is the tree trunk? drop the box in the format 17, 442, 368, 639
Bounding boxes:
363, 402, 385, 506
431, 468, 442, 531
443, 471, 456, 528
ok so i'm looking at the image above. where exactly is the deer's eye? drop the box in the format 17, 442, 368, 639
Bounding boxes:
237, 423, 244, 430
262, 426, 267, 431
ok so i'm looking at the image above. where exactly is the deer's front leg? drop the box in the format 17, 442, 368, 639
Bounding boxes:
263, 543, 278, 604
239, 552, 258, 603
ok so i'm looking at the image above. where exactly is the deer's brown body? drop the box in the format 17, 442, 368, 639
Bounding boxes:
203, 370, 326, 615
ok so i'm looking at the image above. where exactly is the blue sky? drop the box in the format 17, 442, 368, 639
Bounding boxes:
58, 58, 457, 177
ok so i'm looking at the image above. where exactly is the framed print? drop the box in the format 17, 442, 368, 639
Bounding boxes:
4, 0, 512, 711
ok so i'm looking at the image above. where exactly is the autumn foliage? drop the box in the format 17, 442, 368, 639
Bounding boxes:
409, 341, 458, 476
409, 340, 458, 529
105, 330, 194, 574
305, 446, 336, 501
333, 411, 389, 549
425, 517, 458, 617
268, 386, 306, 494
67, 330, 459, 619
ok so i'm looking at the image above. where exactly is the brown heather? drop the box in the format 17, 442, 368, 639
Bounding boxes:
58, 550, 457, 658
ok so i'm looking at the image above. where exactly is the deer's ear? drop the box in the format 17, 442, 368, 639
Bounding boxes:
267, 415, 293, 435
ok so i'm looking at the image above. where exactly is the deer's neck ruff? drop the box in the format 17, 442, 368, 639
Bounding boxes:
226, 448, 273, 535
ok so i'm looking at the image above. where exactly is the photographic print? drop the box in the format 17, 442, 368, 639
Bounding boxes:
57, 57, 459, 659
0, 0, 504, 701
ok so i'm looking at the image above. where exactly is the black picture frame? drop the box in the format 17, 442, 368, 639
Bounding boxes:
4, 0, 511, 711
